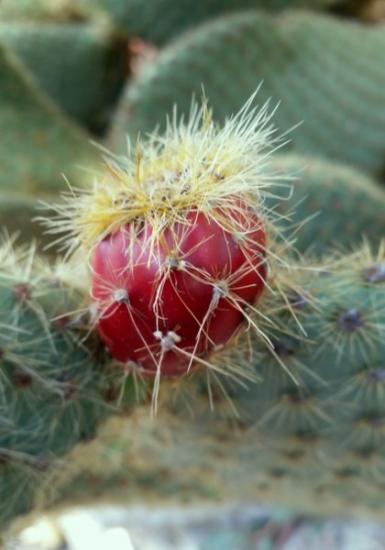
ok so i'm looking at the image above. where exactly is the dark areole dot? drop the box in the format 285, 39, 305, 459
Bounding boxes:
103, 385, 118, 403
285, 391, 307, 405
334, 467, 357, 479
367, 368, 385, 383
338, 308, 364, 333
12, 282, 32, 303
13, 370, 33, 388
294, 430, 318, 443
272, 340, 294, 358
354, 446, 376, 460
79, 430, 96, 443
283, 448, 305, 461
268, 467, 287, 478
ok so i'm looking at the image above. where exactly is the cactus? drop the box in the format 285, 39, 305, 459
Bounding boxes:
0, 41, 99, 195
268, 155, 385, 255
0, 23, 128, 134
1, 1, 385, 544
0, 0, 88, 22
27, 242, 385, 526
0, 239, 132, 527
109, 10, 385, 179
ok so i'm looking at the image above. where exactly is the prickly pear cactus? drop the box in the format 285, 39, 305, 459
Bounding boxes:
109, 10, 385, 179
0, 42, 99, 195
42, 96, 298, 402
1, 0, 385, 539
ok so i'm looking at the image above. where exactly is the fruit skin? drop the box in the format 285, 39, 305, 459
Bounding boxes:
92, 203, 266, 377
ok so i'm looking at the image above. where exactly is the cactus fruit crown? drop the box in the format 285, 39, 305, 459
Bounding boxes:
44, 94, 294, 401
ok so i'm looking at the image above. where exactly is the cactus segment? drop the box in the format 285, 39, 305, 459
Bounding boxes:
0, 23, 128, 134
0, 41, 98, 194
68, 0, 345, 46
110, 10, 385, 178
267, 155, 385, 255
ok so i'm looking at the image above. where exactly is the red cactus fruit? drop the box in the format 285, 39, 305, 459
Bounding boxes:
91, 199, 266, 377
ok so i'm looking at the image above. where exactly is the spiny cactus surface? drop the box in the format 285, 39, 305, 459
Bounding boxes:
27, 244, 385, 524
0, 241, 115, 527
110, 10, 385, 179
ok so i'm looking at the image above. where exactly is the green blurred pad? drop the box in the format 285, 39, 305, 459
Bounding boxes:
0, 43, 99, 194
109, 11, 385, 178
77, 0, 344, 45
0, 23, 127, 133
268, 155, 385, 254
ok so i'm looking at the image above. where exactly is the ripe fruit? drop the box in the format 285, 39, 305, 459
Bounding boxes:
91, 200, 266, 377
43, 95, 283, 385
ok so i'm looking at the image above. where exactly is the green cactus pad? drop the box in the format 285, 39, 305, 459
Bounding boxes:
0, 42, 100, 194
0, 0, 91, 22
0, 241, 112, 527
74, 0, 344, 45
0, 23, 127, 133
109, 10, 385, 178
268, 155, 385, 255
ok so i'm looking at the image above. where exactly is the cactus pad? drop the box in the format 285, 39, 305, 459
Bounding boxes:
110, 10, 385, 178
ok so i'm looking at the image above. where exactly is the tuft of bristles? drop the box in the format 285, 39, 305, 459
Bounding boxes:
41, 93, 293, 257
